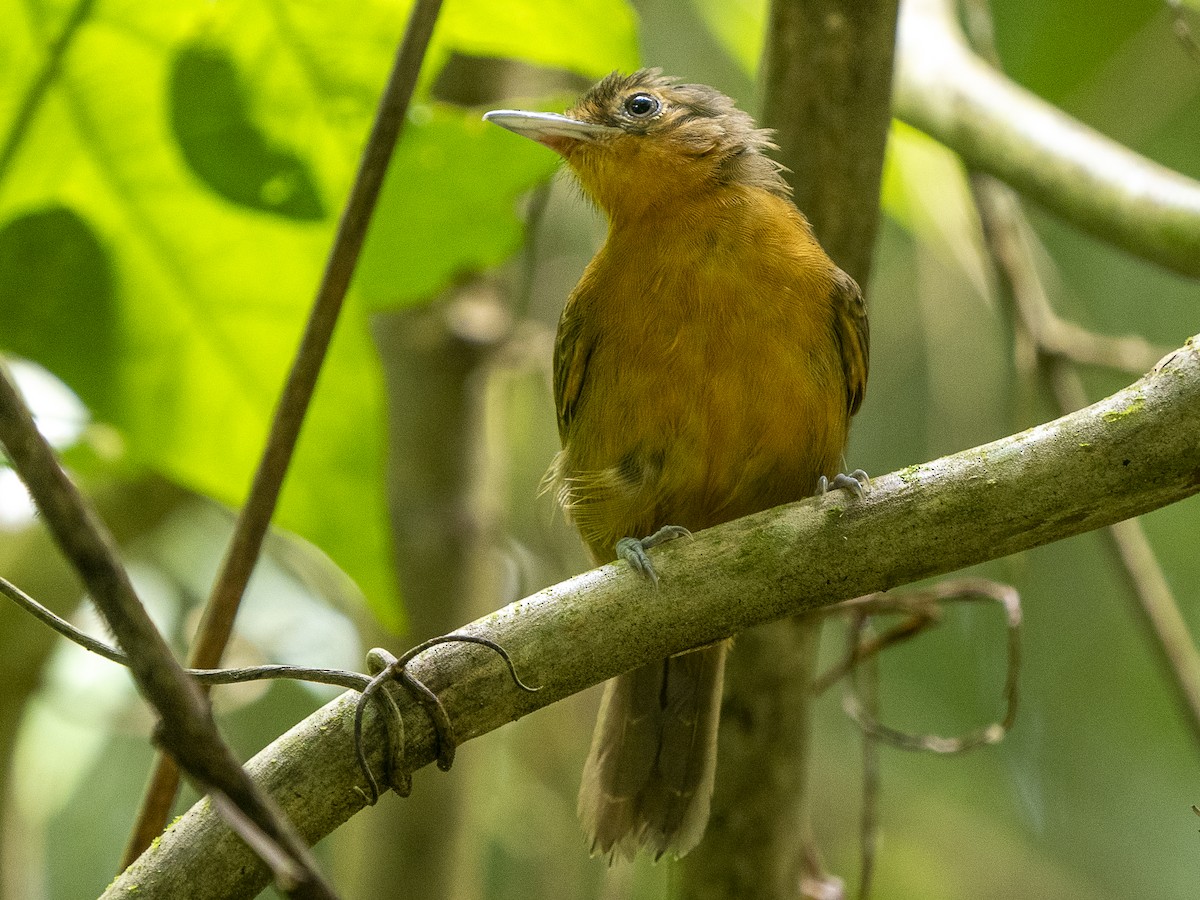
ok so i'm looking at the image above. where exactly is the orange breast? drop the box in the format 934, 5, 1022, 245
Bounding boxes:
553, 188, 850, 561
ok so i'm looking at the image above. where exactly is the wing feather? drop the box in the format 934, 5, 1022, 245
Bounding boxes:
553, 300, 593, 440
831, 269, 869, 416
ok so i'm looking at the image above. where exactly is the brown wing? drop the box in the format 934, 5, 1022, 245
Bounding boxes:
831, 268, 869, 416
553, 299, 594, 442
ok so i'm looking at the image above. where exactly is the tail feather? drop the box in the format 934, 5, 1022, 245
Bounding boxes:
577, 642, 728, 861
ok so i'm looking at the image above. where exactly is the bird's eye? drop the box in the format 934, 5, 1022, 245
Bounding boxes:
623, 93, 661, 119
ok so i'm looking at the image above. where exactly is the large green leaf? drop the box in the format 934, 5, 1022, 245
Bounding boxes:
0, 0, 638, 627
1, 0, 396, 617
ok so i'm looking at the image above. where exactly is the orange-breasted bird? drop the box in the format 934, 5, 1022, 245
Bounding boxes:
485, 70, 869, 861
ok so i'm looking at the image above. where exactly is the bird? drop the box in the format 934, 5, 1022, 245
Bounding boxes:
484, 69, 869, 862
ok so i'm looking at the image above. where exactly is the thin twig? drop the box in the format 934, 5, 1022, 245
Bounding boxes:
971, 178, 1171, 374
0, 364, 338, 898
1107, 514, 1200, 741
208, 789, 308, 892
813, 578, 1026, 695
0, 573, 373, 690
812, 598, 939, 695
0, 573, 125, 663
841, 581, 1021, 754
857, 628, 880, 900
123, 0, 447, 865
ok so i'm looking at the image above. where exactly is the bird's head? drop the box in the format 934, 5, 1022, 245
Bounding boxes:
485, 69, 789, 223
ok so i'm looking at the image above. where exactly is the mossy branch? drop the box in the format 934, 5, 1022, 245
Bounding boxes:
102, 334, 1200, 899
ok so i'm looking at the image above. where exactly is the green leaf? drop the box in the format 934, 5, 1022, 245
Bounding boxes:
354, 104, 559, 310
0, 0, 638, 629
0, 1, 401, 624
435, 0, 640, 79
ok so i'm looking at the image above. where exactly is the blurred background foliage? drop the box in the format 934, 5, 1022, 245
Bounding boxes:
0, 0, 1197, 898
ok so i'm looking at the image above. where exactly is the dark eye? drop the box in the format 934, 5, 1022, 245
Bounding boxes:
623, 92, 660, 118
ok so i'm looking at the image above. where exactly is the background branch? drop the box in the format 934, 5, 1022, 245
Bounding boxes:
962, 0, 1200, 747
979, 188, 1200, 734
105, 334, 1200, 898
896, 0, 1200, 277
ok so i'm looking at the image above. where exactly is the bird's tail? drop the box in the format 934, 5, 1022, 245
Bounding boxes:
577, 641, 728, 861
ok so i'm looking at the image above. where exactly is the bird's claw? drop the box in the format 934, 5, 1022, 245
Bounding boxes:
817, 469, 871, 499
616, 525, 691, 587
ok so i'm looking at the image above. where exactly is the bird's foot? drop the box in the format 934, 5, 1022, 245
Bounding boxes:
615, 525, 691, 587
816, 469, 871, 500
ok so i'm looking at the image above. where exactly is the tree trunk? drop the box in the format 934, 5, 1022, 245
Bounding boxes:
680, 2, 899, 896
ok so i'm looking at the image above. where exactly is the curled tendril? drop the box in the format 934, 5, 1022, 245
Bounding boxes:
821, 577, 1021, 754
353, 634, 540, 805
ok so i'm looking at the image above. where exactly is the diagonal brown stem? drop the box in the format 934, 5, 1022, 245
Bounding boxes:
121, 0, 446, 867
1049, 362, 1200, 742
0, 366, 338, 898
